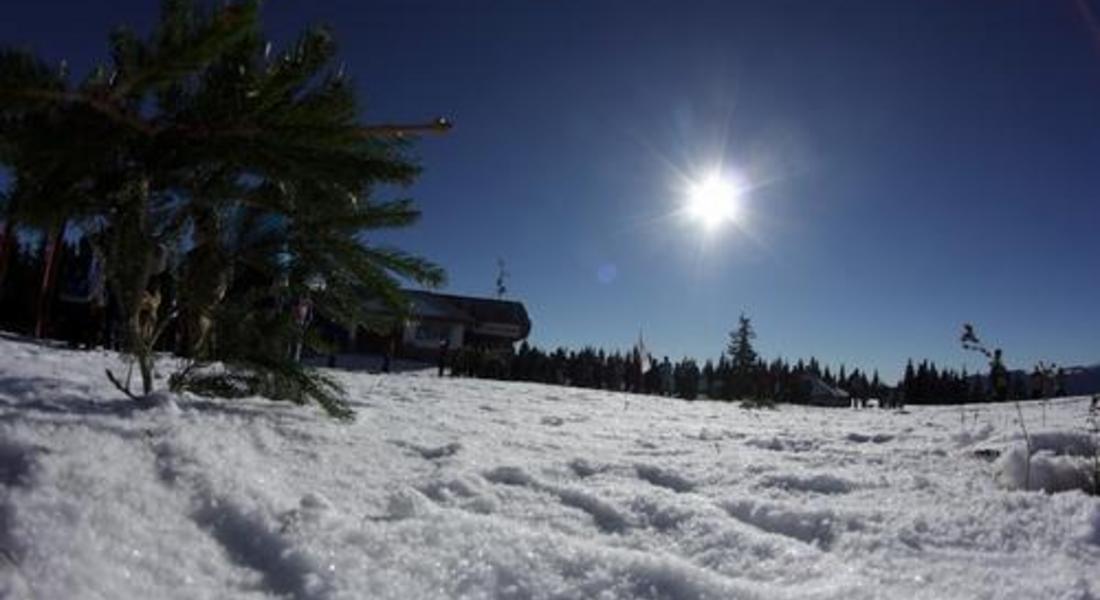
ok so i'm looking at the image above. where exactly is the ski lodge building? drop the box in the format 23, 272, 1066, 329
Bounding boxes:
340, 290, 532, 361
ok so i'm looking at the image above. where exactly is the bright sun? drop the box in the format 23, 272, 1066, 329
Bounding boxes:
686, 173, 740, 230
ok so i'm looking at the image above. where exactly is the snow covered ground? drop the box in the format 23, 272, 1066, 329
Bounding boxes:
1, 334, 1098, 600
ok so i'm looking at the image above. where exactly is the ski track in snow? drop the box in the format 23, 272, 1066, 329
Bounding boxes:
0, 334, 1098, 599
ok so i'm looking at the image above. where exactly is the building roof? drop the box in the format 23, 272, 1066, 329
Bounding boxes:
801, 374, 851, 406
406, 290, 531, 339
405, 291, 476, 323
363, 290, 532, 340
811, 378, 850, 399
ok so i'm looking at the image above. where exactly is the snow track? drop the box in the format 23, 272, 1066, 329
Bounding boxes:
152, 435, 334, 600
0, 335, 1098, 598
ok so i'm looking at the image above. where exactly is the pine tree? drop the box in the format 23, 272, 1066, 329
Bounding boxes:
0, 1, 445, 416
726, 313, 758, 400
902, 360, 916, 404
702, 359, 715, 398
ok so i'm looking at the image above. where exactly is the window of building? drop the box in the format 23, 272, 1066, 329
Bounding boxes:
414, 322, 451, 343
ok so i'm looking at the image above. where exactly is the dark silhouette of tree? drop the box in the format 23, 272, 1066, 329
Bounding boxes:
726, 313, 758, 400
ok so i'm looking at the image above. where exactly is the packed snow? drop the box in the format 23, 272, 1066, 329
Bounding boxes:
0, 334, 1097, 599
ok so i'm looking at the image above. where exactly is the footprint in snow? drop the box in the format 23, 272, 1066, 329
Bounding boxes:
390, 440, 462, 460
635, 464, 696, 493
483, 465, 631, 534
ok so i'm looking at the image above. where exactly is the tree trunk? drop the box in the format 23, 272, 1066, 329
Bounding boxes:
109, 177, 157, 397
179, 204, 228, 359
125, 311, 154, 396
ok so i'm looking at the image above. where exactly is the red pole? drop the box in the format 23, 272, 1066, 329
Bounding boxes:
34, 223, 64, 338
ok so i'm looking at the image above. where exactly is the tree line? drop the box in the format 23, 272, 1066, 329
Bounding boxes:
448, 315, 894, 406
448, 318, 1069, 407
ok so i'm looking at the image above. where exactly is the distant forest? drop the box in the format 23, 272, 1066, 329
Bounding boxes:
448, 340, 1063, 406
453, 340, 883, 404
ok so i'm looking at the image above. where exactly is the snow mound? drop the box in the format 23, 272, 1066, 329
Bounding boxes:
722, 497, 856, 549
744, 436, 817, 452
952, 422, 996, 447
758, 472, 856, 495
134, 390, 182, 414
995, 442, 1097, 494
1028, 431, 1097, 457
568, 457, 607, 478
484, 465, 632, 533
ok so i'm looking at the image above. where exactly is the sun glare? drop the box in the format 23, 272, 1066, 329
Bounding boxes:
686, 173, 739, 231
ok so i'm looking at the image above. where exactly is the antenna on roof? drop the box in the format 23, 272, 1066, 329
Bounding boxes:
495, 258, 509, 299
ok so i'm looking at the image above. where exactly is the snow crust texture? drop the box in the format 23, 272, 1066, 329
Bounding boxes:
0, 335, 1098, 599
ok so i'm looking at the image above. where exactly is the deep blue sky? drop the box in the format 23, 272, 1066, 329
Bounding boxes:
4, 1, 1100, 381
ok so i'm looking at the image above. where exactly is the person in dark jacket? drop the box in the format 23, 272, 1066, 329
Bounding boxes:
438, 337, 450, 377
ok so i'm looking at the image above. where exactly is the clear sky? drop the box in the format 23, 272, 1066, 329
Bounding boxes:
3, 1, 1100, 381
